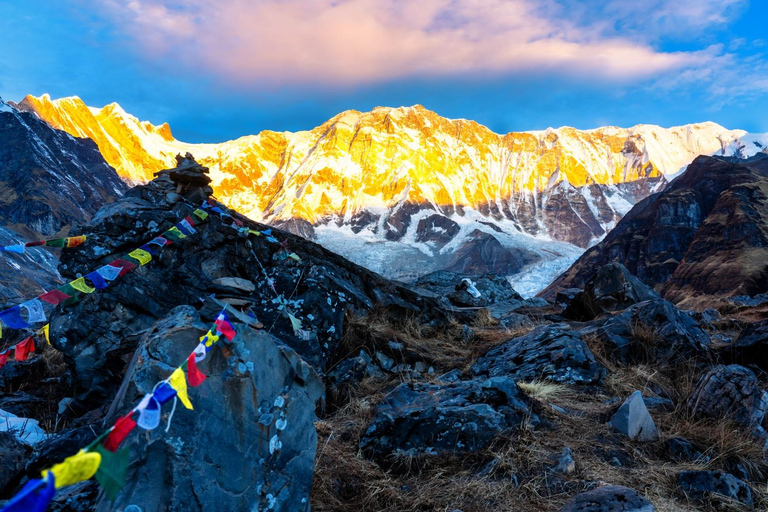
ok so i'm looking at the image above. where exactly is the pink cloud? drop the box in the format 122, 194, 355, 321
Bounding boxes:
88, 0, 712, 86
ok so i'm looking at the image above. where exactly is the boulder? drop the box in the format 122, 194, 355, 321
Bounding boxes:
94, 305, 324, 512
414, 271, 523, 308
583, 299, 710, 365
471, 324, 605, 385
442, 230, 538, 276
665, 437, 707, 463
677, 470, 753, 507
360, 377, 536, 458
730, 319, 768, 370
608, 391, 659, 442
0, 431, 28, 493
560, 485, 656, 511
687, 365, 768, 434
565, 263, 659, 321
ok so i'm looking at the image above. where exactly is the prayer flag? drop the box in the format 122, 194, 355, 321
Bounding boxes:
136, 394, 161, 430
127, 249, 151, 266
66, 235, 87, 248
288, 313, 303, 334
45, 238, 67, 248
0, 306, 28, 329
41, 324, 50, 345
186, 353, 206, 387
93, 444, 129, 501
24, 241, 45, 247
248, 229, 261, 236
192, 209, 208, 221
148, 237, 169, 248
169, 368, 193, 410
14, 337, 34, 361
85, 271, 109, 290
288, 253, 301, 261
57, 284, 80, 307
40, 289, 72, 305
96, 265, 122, 281
165, 227, 186, 240
184, 215, 196, 227
43, 449, 101, 489
4, 244, 25, 254
21, 299, 47, 323
138, 243, 157, 255
153, 382, 176, 405
2, 475, 55, 512
214, 318, 236, 341
109, 259, 135, 277
70, 277, 96, 294
177, 219, 196, 236
265, 236, 279, 243
201, 331, 219, 349
192, 343, 207, 363
0, 350, 9, 370
102, 413, 136, 452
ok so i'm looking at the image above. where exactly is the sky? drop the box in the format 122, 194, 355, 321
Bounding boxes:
0, 0, 767, 142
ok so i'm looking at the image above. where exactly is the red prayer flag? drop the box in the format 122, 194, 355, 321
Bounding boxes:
109, 259, 136, 277
14, 337, 34, 361
103, 413, 137, 452
184, 215, 196, 227
25, 241, 45, 247
214, 319, 236, 341
0, 351, 9, 370
186, 353, 207, 387
40, 289, 73, 305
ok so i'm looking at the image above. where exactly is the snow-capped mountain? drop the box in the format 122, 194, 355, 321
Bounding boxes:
0, 97, 128, 302
17, 94, 766, 294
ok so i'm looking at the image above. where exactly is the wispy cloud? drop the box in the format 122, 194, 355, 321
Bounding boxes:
87, 0, 711, 87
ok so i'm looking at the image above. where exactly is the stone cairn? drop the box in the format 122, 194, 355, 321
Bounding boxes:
154, 152, 213, 203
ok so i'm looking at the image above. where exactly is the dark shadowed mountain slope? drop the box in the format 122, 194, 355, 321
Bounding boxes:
0, 98, 128, 302
542, 154, 768, 308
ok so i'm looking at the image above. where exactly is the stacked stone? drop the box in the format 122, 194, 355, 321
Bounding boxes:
154, 152, 213, 203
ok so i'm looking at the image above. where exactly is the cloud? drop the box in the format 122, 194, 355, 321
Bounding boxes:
86, 0, 709, 87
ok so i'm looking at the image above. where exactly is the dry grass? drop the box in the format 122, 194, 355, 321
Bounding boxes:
518, 380, 574, 402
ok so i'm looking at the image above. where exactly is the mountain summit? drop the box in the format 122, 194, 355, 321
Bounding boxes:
17, 94, 767, 292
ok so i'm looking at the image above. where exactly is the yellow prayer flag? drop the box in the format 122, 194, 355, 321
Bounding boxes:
128, 249, 152, 266
248, 229, 261, 236
70, 277, 95, 294
168, 227, 187, 239
43, 449, 101, 489
169, 368, 193, 410
193, 209, 208, 221
201, 331, 219, 348
40, 324, 50, 344
66, 235, 87, 248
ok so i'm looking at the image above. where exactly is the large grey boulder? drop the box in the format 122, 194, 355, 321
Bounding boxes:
560, 485, 655, 511
678, 470, 753, 507
471, 324, 605, 385
94, 305, 324, 512
688, 364, 768, 435
608, 391, 659, 442
583, 299, 710, 365
565, 263, 660, 321
360, 377, 536, 459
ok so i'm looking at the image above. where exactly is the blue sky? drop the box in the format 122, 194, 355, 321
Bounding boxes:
0, 0, 766, 142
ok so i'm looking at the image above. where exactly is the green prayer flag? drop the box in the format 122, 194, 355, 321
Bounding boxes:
93, 444, 130, 501
58, 284, 80, 307
45, 238, 67, 248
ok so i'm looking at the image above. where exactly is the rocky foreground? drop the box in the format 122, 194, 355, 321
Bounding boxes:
0, 157, 767, 512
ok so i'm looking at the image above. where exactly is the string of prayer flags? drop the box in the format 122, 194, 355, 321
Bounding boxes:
169, 367, 193, 410
93, 445, 129, 501
186, 353, 206, 386
2, 474, 55, 512
102, 414, 136, 452
43, 449, 101, 489
14, 337, 35, 361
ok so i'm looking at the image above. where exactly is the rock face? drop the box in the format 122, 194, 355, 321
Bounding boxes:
565, 263, 659, 321
93, 306, 323, 512
544, 154, 768, 308
584, 299, 710, 365
414, 271, 523, 308
560, 485, 656, 512
50, 161, 438, 412
360, 377, 536, 458
471, 324, 605, 385
441, 230, 538, 275
608, 391, 659, 442
687, 365, 768, 432
677, 470, 753, 507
